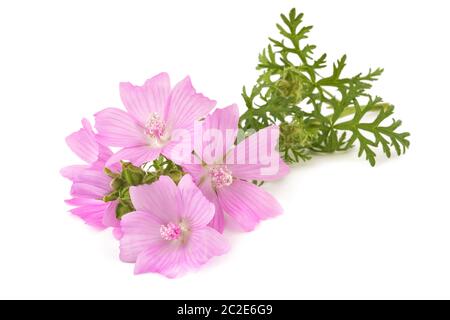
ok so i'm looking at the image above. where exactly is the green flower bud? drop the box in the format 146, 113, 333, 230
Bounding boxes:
116, 200, 135, 219
103, 191, 119, 202
168, 171, 185, 184
118, 186, 130, 201
279, 117, 319, 154
103, 167, 120, 179
142, 172, 158, 184
120, 162, 145, 186
110, 177, 124, 190
274, 69, 306, 104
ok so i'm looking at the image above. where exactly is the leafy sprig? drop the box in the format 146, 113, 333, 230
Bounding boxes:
239, 8, 410, 165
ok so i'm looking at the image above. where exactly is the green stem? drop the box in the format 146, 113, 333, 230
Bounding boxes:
326, 102, 391, 121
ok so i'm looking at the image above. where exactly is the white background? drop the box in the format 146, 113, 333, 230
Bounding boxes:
0, 0, 449, 299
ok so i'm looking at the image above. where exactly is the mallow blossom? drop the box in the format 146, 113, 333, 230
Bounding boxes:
119, 175, 229, 277
95, 72, 216, 166
60, 119, 120, 231
182, 105, 289, 232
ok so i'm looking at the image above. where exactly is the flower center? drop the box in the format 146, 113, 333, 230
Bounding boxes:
160, 222, 182, 241
145, 113, 166, 139
209, 166, 233, 189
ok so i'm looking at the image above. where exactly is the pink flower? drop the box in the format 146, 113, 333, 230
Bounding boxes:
60, 118, 113, 181
119, 175, 229, 277
95, 73, 216, 167
61, 119, 120, 230
68, 170, 119, 230
183, 105, 289, 232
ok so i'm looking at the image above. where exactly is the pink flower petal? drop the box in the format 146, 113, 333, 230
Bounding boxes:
76, 169, 111, 191
106, 146, 161, 167
134, 242, 184, 278
178, 175, 215, 229
183, 228, 230, 269
228, 159, 290, 182
60, 164, 89, 181
133, 227, 229, 277
208, 201, 224, 233
81, 118, 95, 135
97, 144, 114, 164
95, 108, 146, 147
129, 176, 181, 224
65, 118, 99, 164
194, 105, 239, 164
199, 182, 225, 233
217, 179, 282, 231
161, 130, 193, 165
119, 210, 165, 263
65, 198, 103, 206
102, 200, 119, 228
120, 73, 170, 124
70, 203, 108, 229
180, 166, 225, 233
113, 227, 123, 240
70, 182, 107, 199
181, 164, 205, 182
227, 125, 289, 180
166, 76, 216, 131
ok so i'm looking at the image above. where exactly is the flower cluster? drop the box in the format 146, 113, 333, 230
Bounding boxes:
62, 73, 288, 277
62, 7, 410, 278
